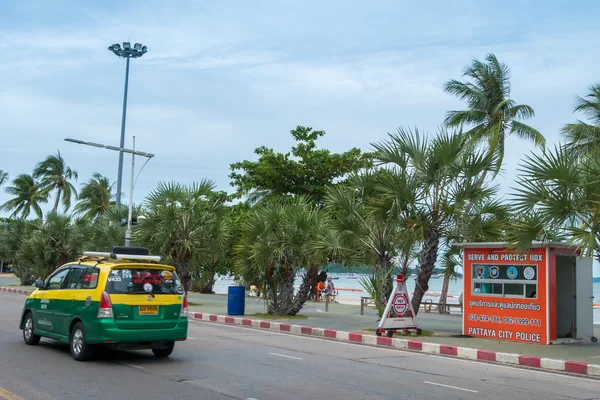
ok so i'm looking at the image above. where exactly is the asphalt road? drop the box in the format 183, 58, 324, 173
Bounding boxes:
0, 293, 598, 400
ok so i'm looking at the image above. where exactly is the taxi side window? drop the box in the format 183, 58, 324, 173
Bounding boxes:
46, 268, 70, 290
63, 267, 86, 290
81, 268, 99, 289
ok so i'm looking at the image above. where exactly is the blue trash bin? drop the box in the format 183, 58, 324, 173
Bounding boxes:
228, 285, 245, 315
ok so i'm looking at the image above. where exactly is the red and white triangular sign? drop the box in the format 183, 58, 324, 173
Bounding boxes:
377, 274, 420, 337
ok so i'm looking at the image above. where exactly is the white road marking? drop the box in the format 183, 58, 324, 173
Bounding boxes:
188, 337, 196, 340
189, 319, 599, 382
124, 364, 145, 370
423, 381, 478, 393
268, 352, 303, 360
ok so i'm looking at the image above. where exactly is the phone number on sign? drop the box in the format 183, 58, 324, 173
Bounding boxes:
467, 314, 542, 326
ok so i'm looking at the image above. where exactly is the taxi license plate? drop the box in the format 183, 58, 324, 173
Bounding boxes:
139, 305, 158, 315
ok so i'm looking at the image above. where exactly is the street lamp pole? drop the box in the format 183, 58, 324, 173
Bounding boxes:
125, 136, 136, 247
116, 55, 130, 212
108, 42, 148, 210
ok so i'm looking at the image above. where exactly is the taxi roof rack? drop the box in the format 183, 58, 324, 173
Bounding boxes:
81, 247, 163, 262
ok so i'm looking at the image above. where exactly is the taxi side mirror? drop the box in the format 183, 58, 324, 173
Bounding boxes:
34, 279, 45, 289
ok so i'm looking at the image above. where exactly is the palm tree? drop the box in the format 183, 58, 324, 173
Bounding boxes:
1, 174, 49, 219
438, 199, 509, 310
444, 53, 545, 174
33, 151, 78, 213
510, 146, 600, 261
373, 126, 499, 314
319, 171, 418, 316
74, 173, 114, 220
235, 196, 332, 315
135, 180, 223, 292
0, 170, 8, 188
561, 84, 600, 157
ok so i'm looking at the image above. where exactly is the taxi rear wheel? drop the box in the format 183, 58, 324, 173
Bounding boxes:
70, 322, 94, 361
152, 342, 175, 358
23, 313, 41, 345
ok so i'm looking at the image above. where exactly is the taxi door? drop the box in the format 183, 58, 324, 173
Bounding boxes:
44, 267, 72, 337
32, 285, 54, 334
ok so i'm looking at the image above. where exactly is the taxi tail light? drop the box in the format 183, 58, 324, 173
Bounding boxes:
97, 291, 114, 318
181, 294, 188, 318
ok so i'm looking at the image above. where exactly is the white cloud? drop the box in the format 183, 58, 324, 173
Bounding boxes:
1, 1, 599, 217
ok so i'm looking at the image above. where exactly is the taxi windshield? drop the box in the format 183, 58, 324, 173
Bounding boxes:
104, 268, 184, 295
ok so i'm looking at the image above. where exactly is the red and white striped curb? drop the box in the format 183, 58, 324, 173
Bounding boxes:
2, 287, 598, 377
1, 287, 32, 295
189, 312, 600, 378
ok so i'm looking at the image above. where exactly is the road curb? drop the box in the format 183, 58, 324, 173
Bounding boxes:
2, 287, 598, 377
188, 311, 600, 378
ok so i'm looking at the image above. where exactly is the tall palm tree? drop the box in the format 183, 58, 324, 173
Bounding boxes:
561, 84, 600, 157
444, 53, 545, 174
0, 170, 8, 188
373, 126, 499, 313
1, 174, 49, 219
33, 151, 78, 213
74, 173, 114, 220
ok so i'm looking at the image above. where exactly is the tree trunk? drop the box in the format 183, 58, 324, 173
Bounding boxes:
175, 259, 192, 294
199, 264, 217, 293
438, 273, 450, 314
53, 187, 61, 213
285, 265, 318, 315
411, 228, 440, 316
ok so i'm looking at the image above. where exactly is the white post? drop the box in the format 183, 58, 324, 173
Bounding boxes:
124, 136, 136, 247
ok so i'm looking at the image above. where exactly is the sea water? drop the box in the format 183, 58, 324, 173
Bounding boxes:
214, 275, 600, 324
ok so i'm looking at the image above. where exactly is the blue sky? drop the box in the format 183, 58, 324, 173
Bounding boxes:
1, 0, 599, 216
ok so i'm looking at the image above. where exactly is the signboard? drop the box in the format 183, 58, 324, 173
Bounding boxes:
463, 247, 547, 344
378, 275, 419, 335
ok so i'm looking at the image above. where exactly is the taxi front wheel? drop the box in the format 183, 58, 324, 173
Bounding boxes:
23, 313, 41, 346
70, 322, 94, 361
152, 342, 175, 358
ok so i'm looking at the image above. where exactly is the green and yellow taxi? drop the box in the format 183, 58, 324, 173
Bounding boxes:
19, 247, 188, 361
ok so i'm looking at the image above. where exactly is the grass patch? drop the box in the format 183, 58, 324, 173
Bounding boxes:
249, 313, 308, 320
362, 328, 434, 337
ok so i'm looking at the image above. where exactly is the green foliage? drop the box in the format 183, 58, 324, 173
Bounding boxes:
373, 126, 500, 312
229, 125, 372, 204
33, 151, 78, 213
135, 180, 229, 293
509, 146, 600, 260
0, 213, 94, 284
561, 84, 600, 158
74, 173, 114, 220
234, 196, 331, 315
359, 265, 394, 317
444, 53, 544, 174
0, 170, 7, 187
1, 174, 49, 219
